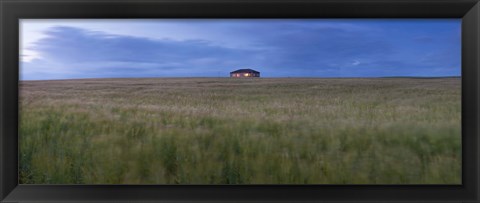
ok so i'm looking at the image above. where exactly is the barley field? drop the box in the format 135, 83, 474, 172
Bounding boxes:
19, 77, 461, 184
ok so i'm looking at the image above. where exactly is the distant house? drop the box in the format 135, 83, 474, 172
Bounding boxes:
230, 69, 260, 78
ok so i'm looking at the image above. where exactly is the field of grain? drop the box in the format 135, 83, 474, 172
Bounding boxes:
19, 77, 461, 184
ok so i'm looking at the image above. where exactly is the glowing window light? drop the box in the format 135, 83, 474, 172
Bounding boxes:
245, 73, 250, 77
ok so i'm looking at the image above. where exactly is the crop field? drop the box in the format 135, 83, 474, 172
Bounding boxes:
19, 77, 461, 184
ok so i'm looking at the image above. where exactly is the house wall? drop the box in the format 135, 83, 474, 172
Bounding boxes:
230, 73, 260, 77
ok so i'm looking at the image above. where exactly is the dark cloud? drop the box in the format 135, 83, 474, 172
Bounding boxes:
32, 26, 255, 64
21, 21, 461, 80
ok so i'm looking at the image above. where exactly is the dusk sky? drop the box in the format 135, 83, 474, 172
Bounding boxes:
20, 19, 461, 80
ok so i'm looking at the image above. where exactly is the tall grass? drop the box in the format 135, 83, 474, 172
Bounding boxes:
19, 77, 461, 184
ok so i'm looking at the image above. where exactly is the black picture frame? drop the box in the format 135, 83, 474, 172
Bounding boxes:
1, 0, 479, 202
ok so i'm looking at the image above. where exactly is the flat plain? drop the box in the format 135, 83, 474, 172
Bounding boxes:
19, 77, 461, 184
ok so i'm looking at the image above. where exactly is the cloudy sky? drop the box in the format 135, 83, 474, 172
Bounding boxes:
20, 19, 461, 80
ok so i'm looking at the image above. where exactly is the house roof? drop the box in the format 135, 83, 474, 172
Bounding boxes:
230, 69, 260, 74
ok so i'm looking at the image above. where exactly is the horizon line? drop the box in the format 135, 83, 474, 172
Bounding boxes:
19, 75, 462, 82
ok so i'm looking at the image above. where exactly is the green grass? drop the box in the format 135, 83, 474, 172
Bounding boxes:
19, 77, 461, 184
